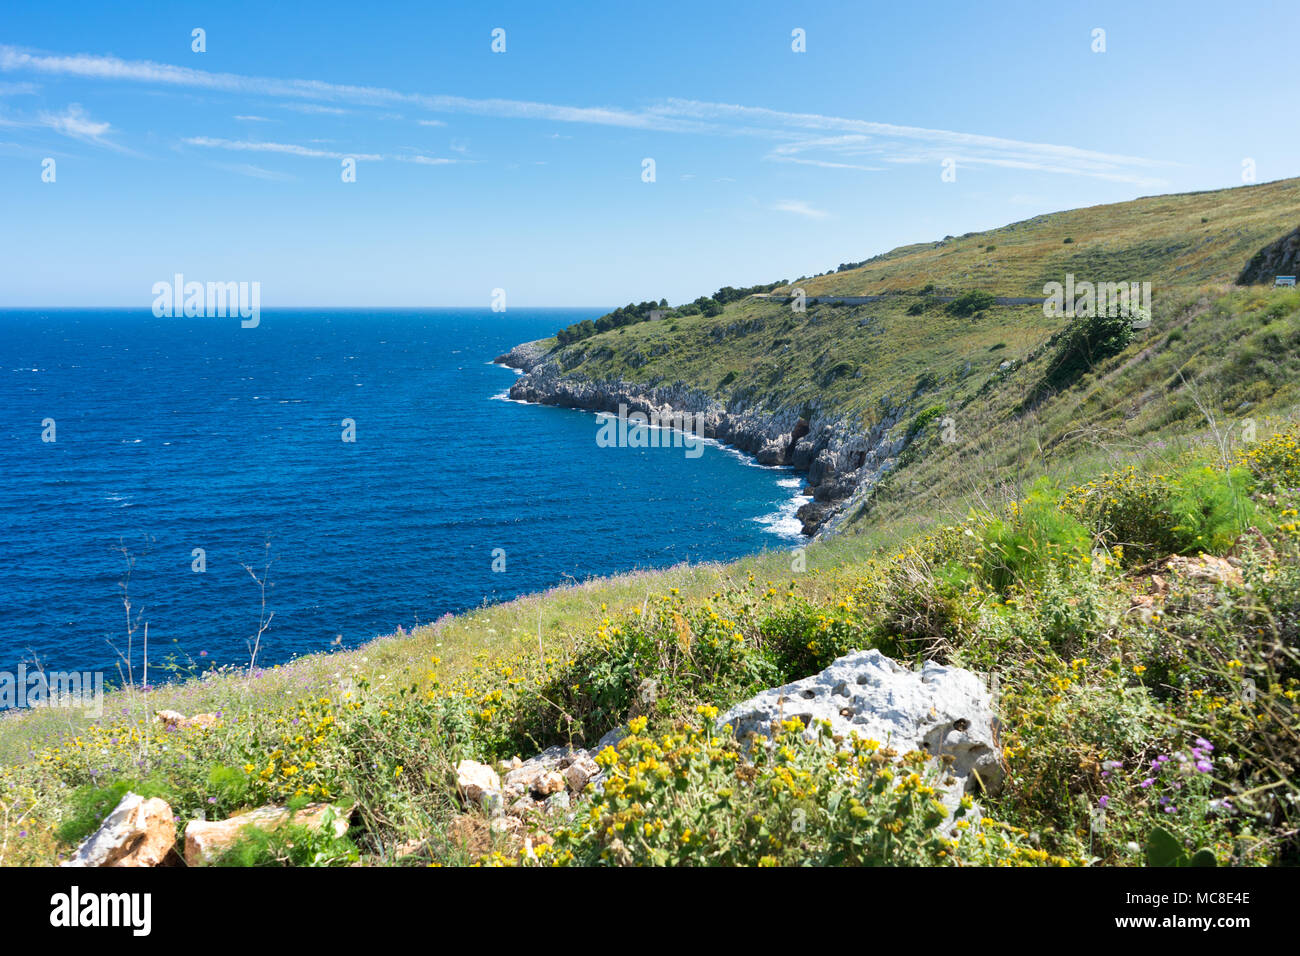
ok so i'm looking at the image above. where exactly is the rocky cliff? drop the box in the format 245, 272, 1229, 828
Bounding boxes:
1237, 225, 1300, 284
495, 341, 907, 537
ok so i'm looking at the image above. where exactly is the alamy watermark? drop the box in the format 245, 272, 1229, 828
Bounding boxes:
0, 665, 104, 718
1043, 274, 1152, 328
152, 274, 261, 328
596, 403, 706, 459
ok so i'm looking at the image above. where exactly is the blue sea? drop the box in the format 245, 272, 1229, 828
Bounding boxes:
0, 309, 805, 678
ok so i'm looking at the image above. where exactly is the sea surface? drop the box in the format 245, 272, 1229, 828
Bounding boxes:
0, 309, 806, 679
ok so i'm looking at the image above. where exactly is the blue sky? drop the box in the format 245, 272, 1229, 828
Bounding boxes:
1, 0, 1296, 307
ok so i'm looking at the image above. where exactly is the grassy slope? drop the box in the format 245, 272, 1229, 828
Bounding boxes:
2, 179, 1299, 866
540, 177, 1300, 527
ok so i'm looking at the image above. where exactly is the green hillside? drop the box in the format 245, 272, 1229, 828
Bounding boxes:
531, 177, 1300, 533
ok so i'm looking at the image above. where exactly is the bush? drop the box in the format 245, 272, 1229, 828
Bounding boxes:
1063, 463, 1256, 560
1038, 310, 1136, 394
945, 290, 997, 317
507, 597, 777, 752
757, 599, 869, 677
527, 716, 1077, 867
974, 481, 1092, 594
1237, 425, 1300, 492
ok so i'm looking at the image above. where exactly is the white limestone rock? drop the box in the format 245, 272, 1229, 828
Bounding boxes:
717, 649, 1004, 811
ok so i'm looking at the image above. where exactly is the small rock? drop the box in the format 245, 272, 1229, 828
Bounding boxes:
394, 837, 428, 858
533, 770, 566, 796
1164, 554, 1243, 588
184, 802, 349, 866
564, 754, 600, 793
490, 816, 523, 836
155, 710, 219, 730
61, 792, 175, 867
505, 761, 566, 797
456, 759, 501, 806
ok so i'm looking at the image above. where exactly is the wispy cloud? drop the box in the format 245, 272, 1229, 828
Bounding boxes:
181, 136, 382, 161
280, 102, 349, 115
0, 43, 1176, 185
40, 103, 110, 140
0, 44, 686, 130
210, 161, 297, 182
233, 114, 273, 122
182, 135, 460, 168
772, 199, 829, 220
0, 101, 128, 150
656, 100, 1176, 186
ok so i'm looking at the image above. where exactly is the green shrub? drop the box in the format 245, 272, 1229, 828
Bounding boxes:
757, 599, 869, 677
974, 481, 1092, 594
1038, 310, 1136, 395
1237, 425, 1300, 492
529, 716, 1078, 867
1063, 463, 1256, 559
1165, 466, 1256, 554
945, 290, 997, 317
508, 598, 777, 752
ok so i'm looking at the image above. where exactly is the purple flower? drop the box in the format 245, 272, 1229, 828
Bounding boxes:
1099, 796, 1109, 808
1140, 778, 1154, 788
1195, 737, 1213, 751
207, 797, 217, 804
1196, 760, 1213, 773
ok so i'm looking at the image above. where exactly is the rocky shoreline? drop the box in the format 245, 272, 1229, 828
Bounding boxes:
494, 340, 907, 538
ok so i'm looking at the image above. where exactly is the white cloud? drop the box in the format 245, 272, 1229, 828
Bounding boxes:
772, 199, 829, 220
280, 102, 349, 115
395, 154, 458, 166
181, 136, 381, 161
658, 100, 1176, 187
0, 43, 1176, 184
211, 161, 297, 181
0, 44, 688, 130
183, 136, 460, 168
41, 103, 108, 137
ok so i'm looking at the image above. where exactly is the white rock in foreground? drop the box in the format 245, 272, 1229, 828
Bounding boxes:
717, 649, 1004, 809
61, 792, 175, 867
